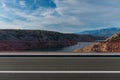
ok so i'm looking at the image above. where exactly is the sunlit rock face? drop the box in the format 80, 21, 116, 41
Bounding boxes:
74, 33, 120, 53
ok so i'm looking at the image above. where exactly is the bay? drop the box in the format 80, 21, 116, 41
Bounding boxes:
31, 42, 96, 52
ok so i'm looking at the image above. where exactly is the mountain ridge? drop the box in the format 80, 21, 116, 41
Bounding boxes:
75, 27, 120, 37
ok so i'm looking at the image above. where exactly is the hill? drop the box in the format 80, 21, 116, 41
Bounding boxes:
75, 27, 120, 37
0, 29, 103, 51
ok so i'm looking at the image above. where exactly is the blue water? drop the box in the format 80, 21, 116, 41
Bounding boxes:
32, 42, 95, 52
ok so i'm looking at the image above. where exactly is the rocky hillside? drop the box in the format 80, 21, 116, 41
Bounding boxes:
105, 33, 120, 42
74, 33, 120, 53
0, 29, 102, 51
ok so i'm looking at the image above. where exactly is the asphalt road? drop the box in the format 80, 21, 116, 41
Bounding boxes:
0, 57, 119, 71
0, 57, 119, 80
0, 73, 120, 80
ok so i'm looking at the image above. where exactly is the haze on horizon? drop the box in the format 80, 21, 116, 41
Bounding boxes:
0, 0, 120, 33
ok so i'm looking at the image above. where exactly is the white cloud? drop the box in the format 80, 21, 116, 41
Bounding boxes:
1, 0, 120, 33
19, 1, 26, 8
0, 0, 88, 32
53, 0, 120, 31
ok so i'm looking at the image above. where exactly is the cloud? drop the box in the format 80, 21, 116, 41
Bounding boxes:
0, 0, 84, 32
0, 0, 120, 33
19, 1, 26, 8
53, 0, 120, 31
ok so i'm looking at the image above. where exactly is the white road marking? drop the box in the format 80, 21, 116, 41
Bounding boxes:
0, 71, 120, 73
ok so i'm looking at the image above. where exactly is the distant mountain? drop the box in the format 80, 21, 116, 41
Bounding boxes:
0, 29, 103, 51
75, 27, 120, 37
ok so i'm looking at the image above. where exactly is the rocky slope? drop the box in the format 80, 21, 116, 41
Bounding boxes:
74, 33, 120, 53
0, 29, 102, 51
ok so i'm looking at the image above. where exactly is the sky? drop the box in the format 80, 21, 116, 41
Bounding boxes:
0, 0, 120, 33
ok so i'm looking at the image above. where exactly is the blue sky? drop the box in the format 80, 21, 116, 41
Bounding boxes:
0, 0, 120, 33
